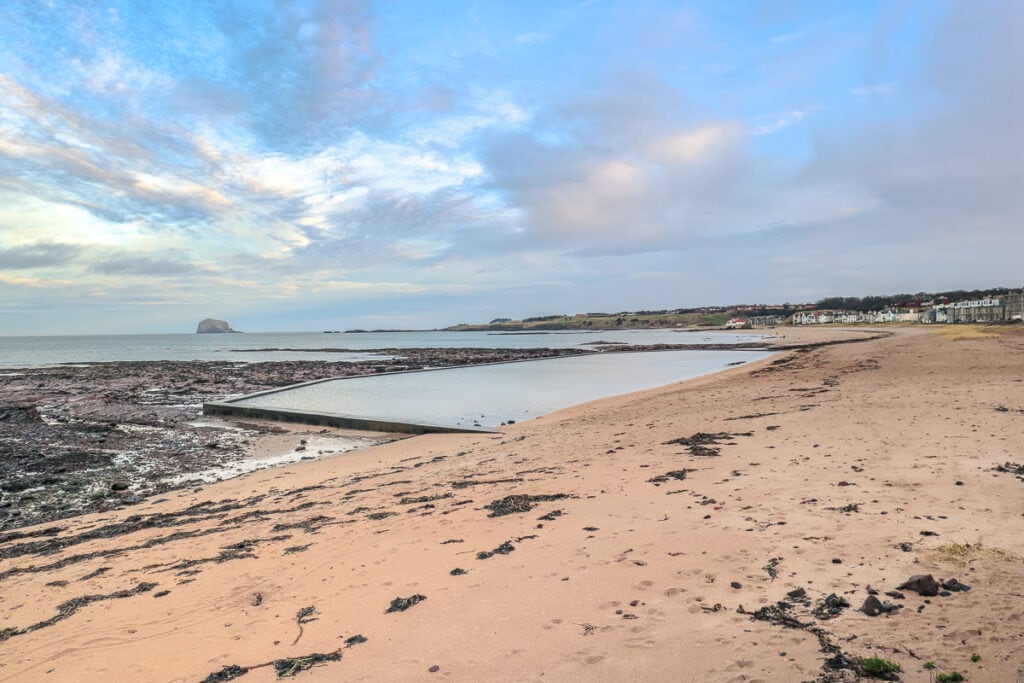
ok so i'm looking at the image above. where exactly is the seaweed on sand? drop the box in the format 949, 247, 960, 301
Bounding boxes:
450, 477, 523, 489
647, 469, 694, 485
385, 594, 426, 613
663, 432, 747, 457
476, 541, 516, 559
762, 556, 784, 580
0, 581, 157, 643
343, 634, 367, 647
292, 606, 317, 645
483, 493, 571, 517
199, 649, 344, 681
273, 651, 342, 678
201, 664, 249, 682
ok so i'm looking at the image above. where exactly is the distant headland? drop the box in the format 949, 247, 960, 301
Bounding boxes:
196, 318, 241, 334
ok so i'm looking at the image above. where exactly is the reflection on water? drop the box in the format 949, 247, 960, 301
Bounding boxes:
232, 350, 771, 430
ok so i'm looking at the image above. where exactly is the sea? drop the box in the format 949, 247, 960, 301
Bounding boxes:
0, 329, 767, 368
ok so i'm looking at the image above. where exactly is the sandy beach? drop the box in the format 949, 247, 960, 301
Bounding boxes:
1, 326, 1022, 682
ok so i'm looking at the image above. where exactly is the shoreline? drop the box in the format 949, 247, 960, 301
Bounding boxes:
0, 341, 779, 531
2, 327, 1021, 681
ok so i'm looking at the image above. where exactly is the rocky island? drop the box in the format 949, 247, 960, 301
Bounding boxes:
196, 318, 240, 334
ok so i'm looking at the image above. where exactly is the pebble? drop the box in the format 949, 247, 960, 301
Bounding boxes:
730, 581, 742, 589
429, 665, 440, 673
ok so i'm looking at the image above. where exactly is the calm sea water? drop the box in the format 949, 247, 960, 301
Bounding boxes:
230, 349, 771, 430
0, 329, 766, 368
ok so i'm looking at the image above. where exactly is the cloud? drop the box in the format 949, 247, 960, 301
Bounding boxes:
481, 79, 753, 252
88, 254, 213, 277
221, 0, 383, 152
1, 0, 1021, 334
751, 111, 806, 136
0, 242, 80, 269
515, 32, 548, 44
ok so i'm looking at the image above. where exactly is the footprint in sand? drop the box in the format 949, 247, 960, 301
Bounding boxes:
624, 636, 657, 649
541, 618, 563, 631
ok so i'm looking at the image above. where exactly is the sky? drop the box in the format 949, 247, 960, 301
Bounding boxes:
1, 0, 1021, 334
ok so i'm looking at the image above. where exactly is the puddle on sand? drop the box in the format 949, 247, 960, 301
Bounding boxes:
166, 430, 398, 486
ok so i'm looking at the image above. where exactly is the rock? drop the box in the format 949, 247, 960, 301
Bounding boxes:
941, 578, 971, 592
897, 574, 941, 596
196, 318, 240, 334
861, 595, 884, 616
885, 591, 905, 600
428, 665, 440, 673
786, 587, 807, 600
730, 581, 742, 589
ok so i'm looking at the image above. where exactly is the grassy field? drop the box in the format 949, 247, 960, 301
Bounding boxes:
446, 311, 736, 331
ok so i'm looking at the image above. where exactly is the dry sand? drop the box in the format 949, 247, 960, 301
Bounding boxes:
1, 326, 1022, 682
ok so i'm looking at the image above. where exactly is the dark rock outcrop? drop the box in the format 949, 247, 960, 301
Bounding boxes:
196, 318, 239, 334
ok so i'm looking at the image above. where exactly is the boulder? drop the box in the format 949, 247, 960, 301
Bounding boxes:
196, 318, 240, 334
860, 595, 884, 616
897, 574, 941, 596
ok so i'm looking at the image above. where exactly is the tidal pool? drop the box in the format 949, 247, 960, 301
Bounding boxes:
224, 349, 771, 431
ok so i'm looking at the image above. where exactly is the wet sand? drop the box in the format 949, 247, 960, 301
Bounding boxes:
1, 326, 1022, 681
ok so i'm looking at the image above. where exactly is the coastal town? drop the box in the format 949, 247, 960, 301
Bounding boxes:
448, 287, 1024, 331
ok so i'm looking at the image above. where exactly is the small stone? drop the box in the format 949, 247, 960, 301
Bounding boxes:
786, 587, 807, 600
941, 578, 971, 592
885, 591, 905, 600
955, 481, 964, 486
831, 558, 842, 564
730, 581, 742, 589
428, 665, 440, 673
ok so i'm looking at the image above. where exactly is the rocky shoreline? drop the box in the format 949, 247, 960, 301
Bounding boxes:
0, 347, 592, 531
